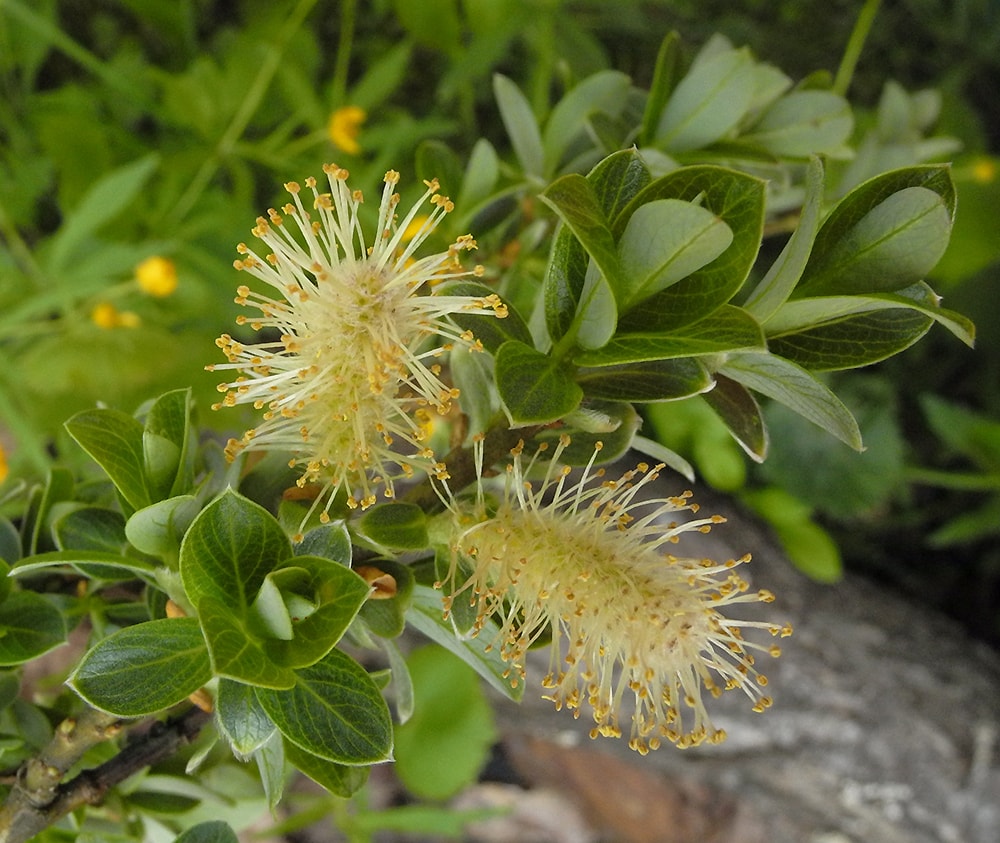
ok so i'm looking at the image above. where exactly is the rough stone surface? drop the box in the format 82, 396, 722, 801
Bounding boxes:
489, 481, 1000, 843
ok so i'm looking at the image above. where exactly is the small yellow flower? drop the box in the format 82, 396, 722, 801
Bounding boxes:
972, 156, 997, 185
91, 302, 140, 329
328, 106, 366, 156
439, 436, 790, 753
208, 166, 506, 519
135, 256, 178, 297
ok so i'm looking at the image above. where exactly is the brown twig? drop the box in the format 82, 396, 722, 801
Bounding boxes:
0, 706, 211, 843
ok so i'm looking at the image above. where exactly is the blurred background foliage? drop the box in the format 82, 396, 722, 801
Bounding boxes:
2, 0, 999, 648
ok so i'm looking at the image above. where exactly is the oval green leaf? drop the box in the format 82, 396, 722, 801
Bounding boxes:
255, 648, 393, 765
69, 618, 211, 716
0, 591, 67, 666
495, 340, 583, 424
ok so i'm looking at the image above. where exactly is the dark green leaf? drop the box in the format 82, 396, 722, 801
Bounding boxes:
577, 357, 713, 402
69, 618, 211, 716
180, 489, 291, 613
171, 820, 240, 843
53, 507, 127, 555
65, 408, 150, 513
0, 592, 67, 666
0, 518, 20, 565
264, 556, 371, 669
765, 282, 974, 347
357, 503, 429, 551
768, 308, 933, 371
720, 352, 862, 449
540, 174, 621, 290
284, 739, 369, 797
573, 305, 764, 366
256, 649, 393, 765
198, 596, 296, 690
10, 550, 157, 580
701, 375, 768, 461
495, 341, 583, 424
588, 149, 653, 225
543, 224, 591, 342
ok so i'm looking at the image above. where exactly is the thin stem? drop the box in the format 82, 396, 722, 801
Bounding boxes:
833, 0, 881, 96
164, 0, 321, 226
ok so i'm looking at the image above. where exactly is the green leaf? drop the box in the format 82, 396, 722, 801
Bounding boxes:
69, 618, 211, 716
798, 165, 956, 297
125, 495, 200, 558
639, 31, 683, 146
46, 154, 159, 275
295, 522, 352, 565
198, 597, 295, 690
357, 503, 429, 551
171, 821, 240, 843
614, 166, 766, 330
493, 74, 543, 179
540, 174, 622, 291
543, 71, 631, 174
254, 731, 285, 812
701, 375, 768, 462
0, 518, 20, 565
588, 149, 653, 225
656, 47, 755, 152
10, 550, 157, 581
26, 467, 75, 555
543, 224, 591, 342
617, 199, 733, 309
576, 357, 713, 403
802, 187, 951, 296
406, 585, 523, 701
765, 283, 975, 348
143, 388, 194, 498
495, 341, 583, 424
438, 280, 533, 354
283, 739, 369, 798
180, 489, 291, 613
768, 308, 934, 371
216, 678, 276, 758
457, 138, 500, 219
0, 591, 67, 666
65, 408, 151, 513
745, 156, 825, 322
264, 556, 372, 669
743, 489, 842, 582
742, 90, 852, 157
393, 645, 496, 800
720, 352, 862, 449
256, 649, 393, 765
53, 507, 127, 555
573, 305, 764, 365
